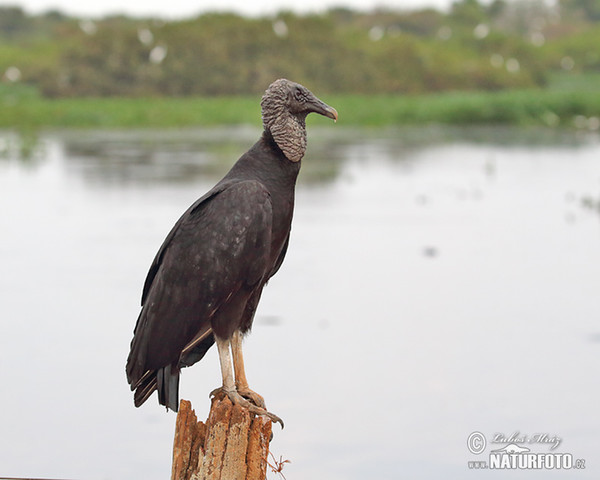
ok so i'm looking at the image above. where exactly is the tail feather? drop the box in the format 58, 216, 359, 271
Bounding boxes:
132, 371, 158, 408
127, 331, 215, 412
157, 364, 180, 412
131, 366, 180, 412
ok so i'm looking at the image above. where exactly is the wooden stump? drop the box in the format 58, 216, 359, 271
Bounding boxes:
171, 394, 273, 480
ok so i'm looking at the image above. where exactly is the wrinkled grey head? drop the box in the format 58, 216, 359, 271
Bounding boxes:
261, 79, 337, 163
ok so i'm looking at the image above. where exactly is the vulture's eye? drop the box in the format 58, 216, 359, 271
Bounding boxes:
294, 87, 305, 103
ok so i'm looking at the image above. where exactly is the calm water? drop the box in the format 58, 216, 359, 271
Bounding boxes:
1, 126, 599, 479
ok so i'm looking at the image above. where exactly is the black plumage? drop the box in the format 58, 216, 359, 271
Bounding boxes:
126, 79, 337, 424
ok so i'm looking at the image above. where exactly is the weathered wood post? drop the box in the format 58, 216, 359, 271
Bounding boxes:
171, 393, 273, 480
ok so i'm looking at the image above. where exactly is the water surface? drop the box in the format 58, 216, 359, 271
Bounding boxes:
1, 126, 599, 479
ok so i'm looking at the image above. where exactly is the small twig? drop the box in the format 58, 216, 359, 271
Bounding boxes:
266, 451, 291, 480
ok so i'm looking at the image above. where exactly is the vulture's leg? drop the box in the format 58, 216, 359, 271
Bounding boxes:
212, 335, 284, 428
231, 330, 266, 409
215, 335, 235, 393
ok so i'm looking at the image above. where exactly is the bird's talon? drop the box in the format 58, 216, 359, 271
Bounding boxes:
209, 387, 224, 398
266, 412, 285, 429
237, 387, 266, 409
217, 388, 284, 429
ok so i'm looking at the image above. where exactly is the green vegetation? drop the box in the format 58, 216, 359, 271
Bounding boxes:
3, 0, 600, 97
2, 74, 600, 128
2, 1, 600, 128
0, 93, 260, 128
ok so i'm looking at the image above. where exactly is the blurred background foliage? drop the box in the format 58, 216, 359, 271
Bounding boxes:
1, 0, 600, 97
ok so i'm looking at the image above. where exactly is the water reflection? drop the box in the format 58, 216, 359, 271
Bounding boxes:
0, 126, 599, 480
0, 129, 46, 163
5, 125, 599, 186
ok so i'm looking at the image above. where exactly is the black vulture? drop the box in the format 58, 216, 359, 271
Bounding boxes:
126, 79, 337, 426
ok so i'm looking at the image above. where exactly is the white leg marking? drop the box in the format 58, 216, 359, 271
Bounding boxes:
215, 336, 235, 393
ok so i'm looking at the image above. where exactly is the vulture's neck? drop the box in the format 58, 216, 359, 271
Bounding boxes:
263, 108, 307, 163
227, 132, 301, 192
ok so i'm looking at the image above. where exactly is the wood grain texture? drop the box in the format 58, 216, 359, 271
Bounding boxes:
171, 396, 272, 480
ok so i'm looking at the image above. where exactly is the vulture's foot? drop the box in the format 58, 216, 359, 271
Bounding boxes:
237, 387, 266, 409
210, 387, 284, 428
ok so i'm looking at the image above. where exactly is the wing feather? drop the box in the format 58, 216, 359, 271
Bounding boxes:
127, 180, 273, 386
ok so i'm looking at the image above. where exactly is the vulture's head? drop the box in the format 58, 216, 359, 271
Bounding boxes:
261, 79, 338, 163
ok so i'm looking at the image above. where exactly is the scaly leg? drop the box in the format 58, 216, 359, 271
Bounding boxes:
215, 335, 236, 393
232, 330, 266, 409
211, 335, 284, 428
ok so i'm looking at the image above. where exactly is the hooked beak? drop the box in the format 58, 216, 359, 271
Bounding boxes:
308, 97, 338, 123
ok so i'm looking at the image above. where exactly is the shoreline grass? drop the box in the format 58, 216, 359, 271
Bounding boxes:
2, 86, 600, 130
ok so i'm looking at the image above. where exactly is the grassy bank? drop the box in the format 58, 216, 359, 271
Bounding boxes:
2, 82, 600, 130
